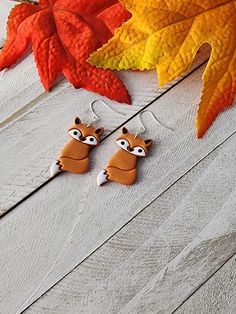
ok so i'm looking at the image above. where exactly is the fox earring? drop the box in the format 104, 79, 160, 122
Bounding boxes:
97, 110, 173, 186
50, 100, 124, 177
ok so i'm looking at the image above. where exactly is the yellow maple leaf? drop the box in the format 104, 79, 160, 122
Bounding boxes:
89, 0, 236, 138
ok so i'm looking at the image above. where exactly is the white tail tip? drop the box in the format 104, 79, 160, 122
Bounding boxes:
50, 161, 62, 177
97, 170, 108, 186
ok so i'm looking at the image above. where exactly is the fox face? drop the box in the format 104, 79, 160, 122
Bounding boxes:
116, 127, 153, 157
68, 117, 104, 146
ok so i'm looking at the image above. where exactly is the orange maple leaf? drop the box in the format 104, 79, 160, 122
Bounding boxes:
89, 0, 236, 137
0, 0, 131, 104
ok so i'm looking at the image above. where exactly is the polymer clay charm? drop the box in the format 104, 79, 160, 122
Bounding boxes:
97, 127, 153, 186
50, 117, 104, 177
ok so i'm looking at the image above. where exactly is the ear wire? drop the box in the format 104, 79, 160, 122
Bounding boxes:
135, 110, 174, 138
87, 99, 126, 127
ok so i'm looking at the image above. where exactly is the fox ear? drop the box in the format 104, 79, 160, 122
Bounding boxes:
144, 139, 153, 148
122, 127, 129, 134
95, 127, 104, 137
75, 117, 81, 125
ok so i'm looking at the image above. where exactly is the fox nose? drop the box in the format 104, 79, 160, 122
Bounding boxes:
79, 136, 86, 141
127, 146, 134, 152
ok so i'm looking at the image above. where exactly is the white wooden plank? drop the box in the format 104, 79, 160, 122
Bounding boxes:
0, 69, 235, 313
0, 1, 15, 44
0, 49, 208, 214
175, 256, 236, 314
118, 193, 236, 314
24, 132, 236, 314
0, 0, 44, 124
0, 54, 44, 124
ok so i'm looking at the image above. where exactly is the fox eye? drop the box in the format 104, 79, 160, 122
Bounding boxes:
84, 135, 98, 146
133, 146, 146, 157
68, 128, 81, 141
116, 139, 129, 150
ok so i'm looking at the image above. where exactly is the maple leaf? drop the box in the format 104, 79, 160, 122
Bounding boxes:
0, 0, 131, 104
89, 0, 236, 137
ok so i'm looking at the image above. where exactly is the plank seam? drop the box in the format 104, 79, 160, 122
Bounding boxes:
0, 60, 207, 219
0, 52, 208, 130
0, 92, 48, 131
19, 130, 236, 314
171, 251, 236, 314
116, 193, 236, 313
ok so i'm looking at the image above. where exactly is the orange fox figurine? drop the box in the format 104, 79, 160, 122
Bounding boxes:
50, 117, 104, 177
97, 127, 153, 186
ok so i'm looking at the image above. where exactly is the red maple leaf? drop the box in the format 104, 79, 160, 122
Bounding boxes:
0, 0, 131, 103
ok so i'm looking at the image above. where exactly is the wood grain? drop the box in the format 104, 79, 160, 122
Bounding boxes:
0, 54, 44, 124
118, 198, 236, 314
0, 49, 208, 215
0, 1, 15, 44
175, 255, 236, 314
24, 133, 236, 314
0, 66, 235, 313
0, 1, 44, 124
1, 4, 235, 314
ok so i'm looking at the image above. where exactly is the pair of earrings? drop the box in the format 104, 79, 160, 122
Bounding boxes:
50, 100, 173, 186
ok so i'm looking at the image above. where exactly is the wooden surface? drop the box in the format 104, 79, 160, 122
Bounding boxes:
24, 134, 236, 314
0, 1, 14, 45
0, 2, 236, 314
175, 255, 236, 314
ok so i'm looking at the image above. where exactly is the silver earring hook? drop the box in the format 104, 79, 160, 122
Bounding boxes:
87, 99, 126, 127
135, 110, 174, 138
